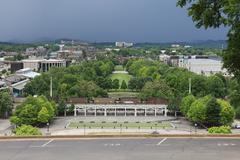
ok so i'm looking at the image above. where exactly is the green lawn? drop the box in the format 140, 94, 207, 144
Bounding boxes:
110, 73, 132, 85
68, 121, 172, 129
114, 65, 125, 71
108, 92, 139, 98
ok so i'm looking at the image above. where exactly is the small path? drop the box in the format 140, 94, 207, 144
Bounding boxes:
112, 71, 129, 74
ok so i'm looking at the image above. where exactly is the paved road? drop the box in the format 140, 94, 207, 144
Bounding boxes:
0, 138, 240, 160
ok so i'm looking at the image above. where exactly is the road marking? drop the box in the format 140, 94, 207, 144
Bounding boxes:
104, 143, 121, 147
156, 138, 167, 146
41, 139, 54, 147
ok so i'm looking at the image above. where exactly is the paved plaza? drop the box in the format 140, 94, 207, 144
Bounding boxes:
0, 138, 240, 160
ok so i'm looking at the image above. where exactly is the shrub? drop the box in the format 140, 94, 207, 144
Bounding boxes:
208, 126, 232, 134
14, 125, 42, 136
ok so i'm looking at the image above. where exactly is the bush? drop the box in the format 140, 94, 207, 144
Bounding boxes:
208, 126, 232, 134
14, 125, 42, 136
180, 95, 196, 116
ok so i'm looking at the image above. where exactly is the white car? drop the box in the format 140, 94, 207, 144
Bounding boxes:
235, 124, 240, 129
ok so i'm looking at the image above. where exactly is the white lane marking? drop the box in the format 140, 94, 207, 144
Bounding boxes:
41, 139, 54, 147
156, 138, 167, 146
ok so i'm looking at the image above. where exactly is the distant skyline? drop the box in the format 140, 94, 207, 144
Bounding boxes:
0, 0, 228, 43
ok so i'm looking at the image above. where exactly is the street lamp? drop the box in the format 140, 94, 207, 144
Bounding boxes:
194, 123, 198, 134
47, 122, 50, 132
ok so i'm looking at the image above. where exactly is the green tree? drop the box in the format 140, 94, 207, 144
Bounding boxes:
0, 91, 12, 118
10, 96, 55, 126
217, 99, 235, 126
206, 75, 226, 98
139, 80, 173, 100
15, 125, 42, 136
177, 0, 240, 76
112, 79, 120, 90
205, 98, 221, 127
187, 96, 211, 124
38, 107, 50, 124
180, 95, 196, 116
121, 80, 127, 89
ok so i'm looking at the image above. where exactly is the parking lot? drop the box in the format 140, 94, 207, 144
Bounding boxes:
0, 138, 240, 160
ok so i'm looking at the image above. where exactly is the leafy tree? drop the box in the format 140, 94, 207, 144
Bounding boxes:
205, 98, 221, 127
187, 96, 211, 124
180, 95, 196, 116
139, 80, 173, 100
0, 91, 12, 118
112, 79, 120, 90
121, 80, 127, 89
177, 0, 240, 76
15, 125, 42, 136
10, 96, 55, 126
235, 107, 240, 119
38, 107, 50, 124
206, 75, 226, 98
217, 99, 235, 126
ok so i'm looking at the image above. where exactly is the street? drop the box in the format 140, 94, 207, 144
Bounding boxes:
0, 138, 240, 160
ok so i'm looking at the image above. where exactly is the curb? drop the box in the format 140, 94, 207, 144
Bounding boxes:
1, 134, 240, 140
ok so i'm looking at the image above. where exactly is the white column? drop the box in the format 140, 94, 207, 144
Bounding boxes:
104, 108, 107, 116
144, 108, 147, 117
164, 106, 167, 117
154, 107, 157, 117
84, 107, 87, 117
95, 107, 97, 116
115, 108, 117, 116
125, 107, 127, 117
134, 108, 137, 117
74, 108, 77, 117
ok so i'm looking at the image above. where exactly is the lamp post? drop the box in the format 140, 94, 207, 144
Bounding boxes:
47, 122, 50, 132
194, 123, 198, 134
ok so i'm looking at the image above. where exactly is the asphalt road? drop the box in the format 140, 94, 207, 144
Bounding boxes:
0, 138, 240, 160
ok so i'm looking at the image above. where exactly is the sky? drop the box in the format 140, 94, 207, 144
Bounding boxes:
0, 0, 228, 43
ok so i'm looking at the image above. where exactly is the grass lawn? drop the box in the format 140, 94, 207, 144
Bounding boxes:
108, 92, 139, 98
114, 65, 125, 71
110, 73, 132, 85
68, 121, 172, 129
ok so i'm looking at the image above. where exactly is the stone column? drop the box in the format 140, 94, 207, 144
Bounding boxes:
154, 107, 157, 117
125, 107, 127, 117
115, 108, 117, 117
144, 108, 147, 117
94, 107, 97, 116
164, 106, 167, 117
74, 108, 77, 117
84, 107, 87, 117
104, 108, 107, 116
134, 108, 137, 117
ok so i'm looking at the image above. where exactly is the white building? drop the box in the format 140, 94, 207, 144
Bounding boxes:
22, 59, 68, 72
16, 68, 40, 79
115, 42, 133, 48
179, 56, 228, 76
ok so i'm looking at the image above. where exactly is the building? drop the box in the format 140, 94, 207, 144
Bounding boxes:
0, 81, 8, 90
4, 75, 29, 97
22, 59, 41, 71
22, 59, 69, 72
179, 56, 228, 76
115, 42, 133, 48
39, 59, 68, 72
16, 68, 40, 79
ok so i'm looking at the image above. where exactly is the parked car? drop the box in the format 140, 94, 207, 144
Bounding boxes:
235, 124, 240, 129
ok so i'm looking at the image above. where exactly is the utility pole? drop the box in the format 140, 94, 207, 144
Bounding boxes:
50, 76, 53, 98
188, 78, 192, 94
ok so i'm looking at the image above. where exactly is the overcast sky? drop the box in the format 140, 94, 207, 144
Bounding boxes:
0, 0, 228, 42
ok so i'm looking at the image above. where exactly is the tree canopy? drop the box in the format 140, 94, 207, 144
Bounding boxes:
177, 0, 240, 76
